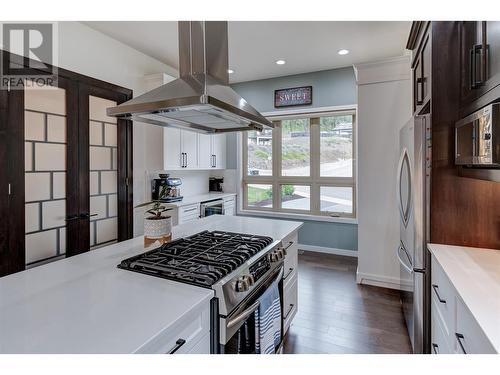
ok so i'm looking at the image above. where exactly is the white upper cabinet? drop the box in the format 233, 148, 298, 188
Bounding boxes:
163, 127, 182, 169
164, 130, 226, 170
212, 134, 226, 169
181, 131, 198, 169
198, 134, 213, 169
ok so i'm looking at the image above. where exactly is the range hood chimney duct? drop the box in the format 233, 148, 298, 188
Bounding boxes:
106, 21, 273, 134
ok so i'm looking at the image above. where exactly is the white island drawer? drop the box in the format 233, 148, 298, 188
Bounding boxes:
455, 297, 496, 354
282, 232, 298, 279
283, 272, 298, 334
431, 299, 453, 354
431, 256, 455, 339
135, 302, 210, 354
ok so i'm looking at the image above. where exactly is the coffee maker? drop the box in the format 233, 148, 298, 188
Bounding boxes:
152, 173, 183, 202
209, 177, 224, 192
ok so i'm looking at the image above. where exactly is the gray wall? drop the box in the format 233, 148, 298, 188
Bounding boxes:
229, 67, 358, 252
232, 66, 357, 113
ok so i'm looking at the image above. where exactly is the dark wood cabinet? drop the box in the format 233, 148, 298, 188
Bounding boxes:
407, 21, 500, 251
460, 21, 500, 114
411, 23, 432, 114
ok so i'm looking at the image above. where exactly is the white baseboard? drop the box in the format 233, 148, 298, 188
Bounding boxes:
356, 269, 401, 290
297, 243, 358, 258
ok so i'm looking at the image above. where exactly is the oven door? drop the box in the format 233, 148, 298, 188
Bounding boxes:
219, 265, 284, 354
200, 199, 224, 218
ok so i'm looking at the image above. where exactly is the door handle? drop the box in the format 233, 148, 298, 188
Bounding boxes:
79, 213, 98, 219
65, 215, 79, 222
167, 338, 186, 354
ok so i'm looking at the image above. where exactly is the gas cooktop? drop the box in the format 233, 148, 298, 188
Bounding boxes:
118, 230, 274, 288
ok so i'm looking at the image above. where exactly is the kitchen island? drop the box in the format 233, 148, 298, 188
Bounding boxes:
0, 215, 301, 354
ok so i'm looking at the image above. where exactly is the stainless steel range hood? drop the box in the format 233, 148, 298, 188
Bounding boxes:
107, 21, 273, 133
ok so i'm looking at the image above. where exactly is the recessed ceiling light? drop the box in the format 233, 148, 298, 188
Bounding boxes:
338, 49, 349, 56
275, 59, 286, 65
227, 69, 234, 74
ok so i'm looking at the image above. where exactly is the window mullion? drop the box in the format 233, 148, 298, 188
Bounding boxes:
273, 121, 281, 209
310, 117, 320, 214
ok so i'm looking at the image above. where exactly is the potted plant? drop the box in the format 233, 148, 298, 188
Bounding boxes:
135, 185, 173, 246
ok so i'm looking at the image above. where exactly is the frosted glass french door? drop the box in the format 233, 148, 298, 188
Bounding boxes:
88, 95, 119, 249
23, 79, 78, 266
79, 84, 133, 252
22, 81, 132, 266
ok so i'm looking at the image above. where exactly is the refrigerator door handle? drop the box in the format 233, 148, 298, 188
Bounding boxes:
397, 148, 412, 228
397, 242, 413, 274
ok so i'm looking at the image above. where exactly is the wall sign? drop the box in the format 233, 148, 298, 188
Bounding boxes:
274, 86, 312, 108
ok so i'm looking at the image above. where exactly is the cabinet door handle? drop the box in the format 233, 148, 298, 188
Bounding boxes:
432, 343, 439, 354
167, 338, 186, 354
284, 304, 295, 320
481, 21, 488, 84
284, 267, 294, 280
455, 333, 467, 354
65, 215, 79, 222
183, 207, 199, 213
432, 284, 446, 304
180, 153, 184, 168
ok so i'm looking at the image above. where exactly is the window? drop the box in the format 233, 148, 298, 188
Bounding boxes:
242, 110, 356, 218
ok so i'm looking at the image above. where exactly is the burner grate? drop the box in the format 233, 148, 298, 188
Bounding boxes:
118, 230, 273, 287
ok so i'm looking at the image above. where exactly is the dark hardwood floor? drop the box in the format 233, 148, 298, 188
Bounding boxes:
283, 251, 412, 354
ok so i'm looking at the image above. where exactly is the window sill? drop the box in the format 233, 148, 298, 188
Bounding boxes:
237, 209, 358, 225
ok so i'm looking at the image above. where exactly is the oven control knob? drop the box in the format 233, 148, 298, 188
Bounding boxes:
276, 248, 285, 259
245, 274, 255, 286
235, 278, 250, 292
268, 252, 279, 263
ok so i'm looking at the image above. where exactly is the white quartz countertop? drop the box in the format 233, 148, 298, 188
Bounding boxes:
428, 243, 500, 352
166, 192, 236, 208
0, 215, 301, 353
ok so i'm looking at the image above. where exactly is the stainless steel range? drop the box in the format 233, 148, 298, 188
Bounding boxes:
118, 230, 287, 354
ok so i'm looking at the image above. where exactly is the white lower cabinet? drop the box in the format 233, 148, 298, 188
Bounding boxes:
282, 230, 299, 334
223, 195, 235, 216
455, 297, 495, 354
431, 254, 496, 354
136, 300, 210, 354
186, 333, 211, 354
178, 203, 201, 225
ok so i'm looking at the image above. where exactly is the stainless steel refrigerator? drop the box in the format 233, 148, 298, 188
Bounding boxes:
397, 115, 431, 354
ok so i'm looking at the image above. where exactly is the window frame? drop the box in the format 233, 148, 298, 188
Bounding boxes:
242, 108, 357, 219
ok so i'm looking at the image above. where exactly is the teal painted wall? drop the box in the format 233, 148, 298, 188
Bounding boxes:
230, 67, 359, 252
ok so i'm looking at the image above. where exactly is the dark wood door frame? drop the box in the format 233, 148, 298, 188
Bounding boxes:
75, 83, 133, 255
0, 49, 133, 271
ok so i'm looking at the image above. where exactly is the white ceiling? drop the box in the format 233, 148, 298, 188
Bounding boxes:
84, 21, 411, 83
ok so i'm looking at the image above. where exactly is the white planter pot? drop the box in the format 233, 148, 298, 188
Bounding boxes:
143, 216, 172, 239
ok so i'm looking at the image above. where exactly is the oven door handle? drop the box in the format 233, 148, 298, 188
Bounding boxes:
226, 266, 284, 330
227, 300, 260, 329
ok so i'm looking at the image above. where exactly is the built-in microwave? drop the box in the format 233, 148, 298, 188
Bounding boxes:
455, 103, 500, 167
